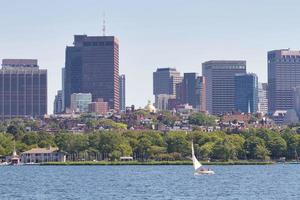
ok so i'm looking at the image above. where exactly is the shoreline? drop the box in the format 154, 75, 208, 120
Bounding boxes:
40, 160, 274, 166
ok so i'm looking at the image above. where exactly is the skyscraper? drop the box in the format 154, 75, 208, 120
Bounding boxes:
234, 73, 258, 113
153, 68, 182, 107
268, 49, 300, 113
64, 35, 119, 111
202, 60, 246, 115
61, 68, 65, 112
54, 90, 63, 114
258, 83, 268, 114
119, 74, 126, 112
0, 59, 47, 119
176, 73, 206, 111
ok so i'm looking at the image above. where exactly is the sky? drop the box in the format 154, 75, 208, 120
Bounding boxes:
0, 0, 300, 114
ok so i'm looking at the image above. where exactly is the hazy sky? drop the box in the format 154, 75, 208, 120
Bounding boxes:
0, 0, 300, 113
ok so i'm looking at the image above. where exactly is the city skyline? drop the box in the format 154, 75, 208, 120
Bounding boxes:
1, 1, 300, 113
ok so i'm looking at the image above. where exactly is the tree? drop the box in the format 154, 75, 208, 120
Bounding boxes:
188, 113, 216, 126
255, 144, 270, 161
267, 137, 287, 158
199, 142, 214, 160
165, 132, 189, 157
244, 136, 265, 159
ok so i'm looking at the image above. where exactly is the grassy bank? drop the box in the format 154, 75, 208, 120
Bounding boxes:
41, 160, 274, 166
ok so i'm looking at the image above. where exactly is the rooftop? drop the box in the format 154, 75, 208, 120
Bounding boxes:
22, 147, 59, 154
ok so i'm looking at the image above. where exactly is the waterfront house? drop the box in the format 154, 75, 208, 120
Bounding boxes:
21, 147, 66, 163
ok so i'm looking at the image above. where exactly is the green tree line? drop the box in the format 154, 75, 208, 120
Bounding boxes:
1, 125, 300, 162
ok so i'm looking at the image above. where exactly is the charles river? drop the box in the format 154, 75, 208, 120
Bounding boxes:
1, 165, 300, 200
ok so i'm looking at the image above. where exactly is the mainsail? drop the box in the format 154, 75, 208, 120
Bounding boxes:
191, 142, 202, 171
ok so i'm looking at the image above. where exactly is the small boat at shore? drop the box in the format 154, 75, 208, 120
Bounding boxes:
192, 142, 215, 175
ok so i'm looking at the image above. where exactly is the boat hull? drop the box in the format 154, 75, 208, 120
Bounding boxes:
194, 170, 215, 175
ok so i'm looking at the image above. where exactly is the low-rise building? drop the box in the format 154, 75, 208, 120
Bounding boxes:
70, 93, 92, 113
88, 98, 109, 115
21, 147, 66, 163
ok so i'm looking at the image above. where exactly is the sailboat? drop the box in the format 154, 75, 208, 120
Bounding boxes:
192, 142, 215, 175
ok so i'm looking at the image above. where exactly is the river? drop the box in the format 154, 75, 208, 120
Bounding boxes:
1, 164, 300, 199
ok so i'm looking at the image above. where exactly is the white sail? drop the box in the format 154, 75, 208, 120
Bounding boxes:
191, 142, 202, 171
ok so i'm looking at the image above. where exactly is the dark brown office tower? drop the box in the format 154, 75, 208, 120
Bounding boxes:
64, 35, 119, 111
0, 59, 47, 120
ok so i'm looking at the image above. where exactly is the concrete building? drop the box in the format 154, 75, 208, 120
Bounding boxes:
234, 73, 258, 113
258, 83, 268, 114
268, 49, 300, 113
88, 98, 109, 115
155, 94, 176, 110
0, 59, 47, 120
64, 35, 119, 111
293, 86, 300, 118
61, 68, 65, 112
54, 90, 63, 114
202, 60, 246, 115
153, 68, 182, 107
119, 74, 126, 112
176, 73, 206, 111
70, 93, 92, 113
21, 147, 66, 163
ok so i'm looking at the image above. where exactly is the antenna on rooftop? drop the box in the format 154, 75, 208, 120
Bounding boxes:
102, 12, 106, 36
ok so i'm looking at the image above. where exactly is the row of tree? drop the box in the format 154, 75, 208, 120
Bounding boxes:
1, 127, 300, 161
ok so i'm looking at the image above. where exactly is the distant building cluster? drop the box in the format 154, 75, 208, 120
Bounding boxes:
1, 27, 300, 126
152, 49, 300, 124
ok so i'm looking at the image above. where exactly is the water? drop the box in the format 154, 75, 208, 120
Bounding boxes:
1, 164, 300, 200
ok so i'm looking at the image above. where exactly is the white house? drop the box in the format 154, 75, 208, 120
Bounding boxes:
21, 147, 66, 163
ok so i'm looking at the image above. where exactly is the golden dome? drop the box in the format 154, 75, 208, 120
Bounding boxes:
145, 100, 156, 113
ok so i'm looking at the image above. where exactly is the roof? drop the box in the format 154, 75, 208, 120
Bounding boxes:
22, 147, 59, 154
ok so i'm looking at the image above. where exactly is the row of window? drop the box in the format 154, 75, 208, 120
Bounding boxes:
83, 41, 114, 47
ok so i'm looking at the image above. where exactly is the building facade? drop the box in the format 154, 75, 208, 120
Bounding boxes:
119, 74, 126, 112
88, 98, 109, 115
268, 49, 300, 113
258, 83, 268, 114
0, 59, 47, 120
293, 86, 300, 119
153, 68, 182, 107
155, 94, 176, 110
54, 90, 63, 114
70, 93, 92, 113
176, 73, 206, 111
64, 35, 119, 111
234, 73, 258, 113
202, 60, 246, 115
21, 147, 66, 163
61, 68, 65, 112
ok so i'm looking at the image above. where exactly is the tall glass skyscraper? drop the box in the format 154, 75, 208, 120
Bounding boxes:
64, 35, 119, 111
202, 60, 246, 114
0, 59, 47, 119
119, 74, 126, 112
153, 68, 182, 108
234, 73, 258, 113
176, 73, 206, 111
268, 49, 300, 113
153, 68, 182, 95
258, 83, 268, 114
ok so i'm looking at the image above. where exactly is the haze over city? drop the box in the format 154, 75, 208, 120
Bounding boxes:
0, 0, 300, 113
